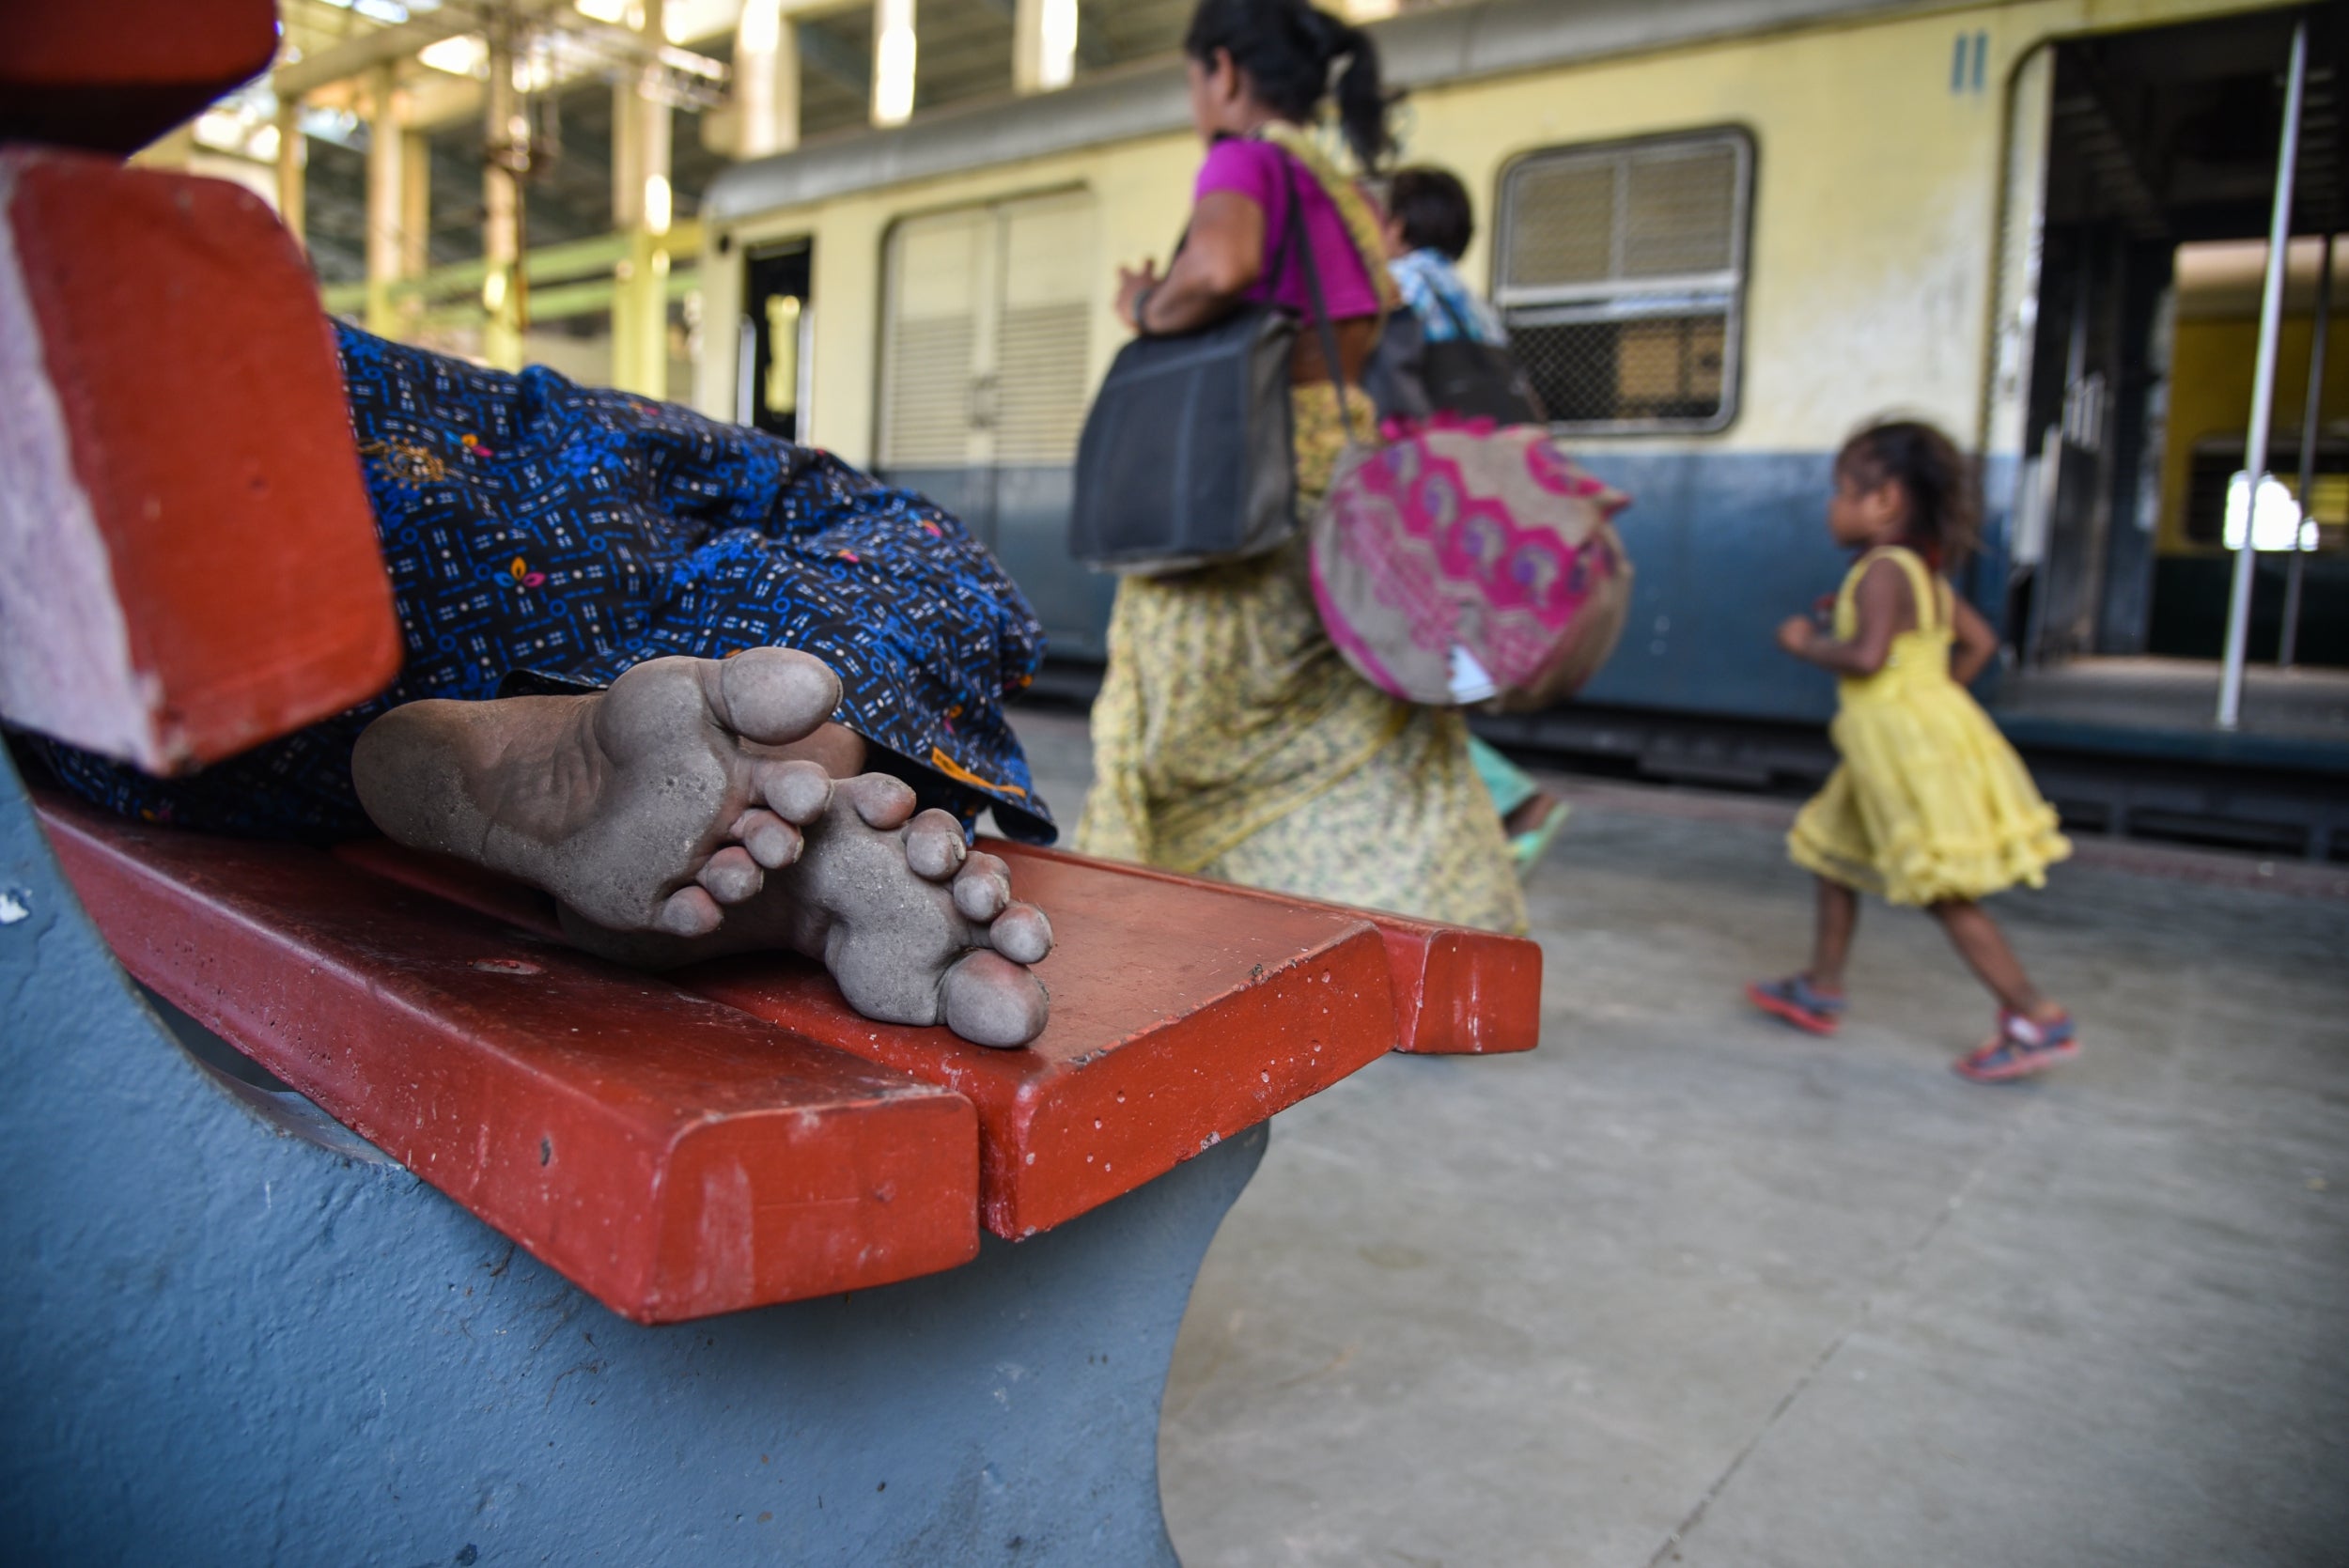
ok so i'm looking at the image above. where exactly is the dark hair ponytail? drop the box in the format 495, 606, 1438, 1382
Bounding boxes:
1838, 418, 1981, 567
1182, 0, 1396, 169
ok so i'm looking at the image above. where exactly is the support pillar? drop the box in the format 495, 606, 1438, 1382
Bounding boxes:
274, 101, 305, 244
482, 23, 527, 372
363, 64, 404, 339
735, 0, 801, 158
398, 128, 430, 334
611, 0, 672, 396
2220, 17, 2308, 729
1013, 0, 1075, 95
2283, 232, 2331, 668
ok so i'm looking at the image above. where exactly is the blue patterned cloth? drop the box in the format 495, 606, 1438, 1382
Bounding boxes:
1388, 249, 1509, 346
31, 324, 1054, 843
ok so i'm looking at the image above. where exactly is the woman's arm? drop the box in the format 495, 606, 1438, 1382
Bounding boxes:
1116, 191, 1266, 335
1775, 556, 1911, 676
1947, 594, 2000, 687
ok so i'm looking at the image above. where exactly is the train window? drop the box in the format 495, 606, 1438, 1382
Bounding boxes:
2185, 440, 2349, 549
1494, 129, 1752, 434
878, 190, 1096, 474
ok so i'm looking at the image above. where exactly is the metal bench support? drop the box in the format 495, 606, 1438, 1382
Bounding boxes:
0, 744, 1264, 1565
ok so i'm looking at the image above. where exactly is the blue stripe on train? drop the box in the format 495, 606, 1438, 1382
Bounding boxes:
883, 450, 2017, 728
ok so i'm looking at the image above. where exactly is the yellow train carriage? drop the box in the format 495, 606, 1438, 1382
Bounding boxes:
693, 0, 2341, 760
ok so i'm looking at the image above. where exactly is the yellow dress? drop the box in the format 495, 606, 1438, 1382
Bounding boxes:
1787, 547, 2070, 907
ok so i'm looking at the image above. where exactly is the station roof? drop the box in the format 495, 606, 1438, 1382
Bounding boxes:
222, 0, 2349, 289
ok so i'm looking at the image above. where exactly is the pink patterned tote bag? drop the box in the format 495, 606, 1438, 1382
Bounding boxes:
1309, 417, 1634, 711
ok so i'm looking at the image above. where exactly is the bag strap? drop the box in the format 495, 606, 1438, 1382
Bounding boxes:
1428, 281, 1481, 344
1273, 153, 1359, 446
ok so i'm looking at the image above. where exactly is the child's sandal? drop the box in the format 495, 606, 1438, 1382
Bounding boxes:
1953, 1010, 2078, 1083
1746, 974, 1847, 1036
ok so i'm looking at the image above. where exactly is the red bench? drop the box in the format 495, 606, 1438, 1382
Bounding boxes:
41, 790, 1534, 1323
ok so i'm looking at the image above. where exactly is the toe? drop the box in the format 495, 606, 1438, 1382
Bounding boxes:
756, 758, 833, 824
731, 808, 804, 870
656, 885, 725, 938
713, 647, 843, 746
951, 852, 1011, 921
941, 950, 1050, 1048
697, 846, 765, 905
840, 772, 917, 830
988, 902, 1053, 966
904, 809, 968, 881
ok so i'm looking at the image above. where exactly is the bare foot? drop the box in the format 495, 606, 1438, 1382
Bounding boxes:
559, 780, 1054, 1048
351, 649, 1053, 1047
1502, 789, 1561, 838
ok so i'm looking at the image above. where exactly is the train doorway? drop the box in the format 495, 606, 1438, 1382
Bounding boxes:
1998, 3, 2349, 751
739, 238, 813, 443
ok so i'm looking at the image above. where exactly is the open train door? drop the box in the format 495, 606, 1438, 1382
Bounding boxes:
1984, 4, 2349, 706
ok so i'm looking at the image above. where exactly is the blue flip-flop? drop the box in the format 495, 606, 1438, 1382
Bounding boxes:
1746, 974, 1848, 1035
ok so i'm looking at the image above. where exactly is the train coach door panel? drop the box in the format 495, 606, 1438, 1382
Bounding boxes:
742, 241, 814, 444
2019, 218, 2138, 668
880, 210, 993, 542
879, 191, 1105, 658
988, 194, 1108, 661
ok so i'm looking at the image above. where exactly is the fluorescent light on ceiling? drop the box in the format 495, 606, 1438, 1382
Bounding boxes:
874, 0, 915, 126
418, 34, 488, 76
1039, 0, 1076, 89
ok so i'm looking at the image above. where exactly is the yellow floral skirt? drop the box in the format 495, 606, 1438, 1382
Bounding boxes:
1074, 384, 1526, 934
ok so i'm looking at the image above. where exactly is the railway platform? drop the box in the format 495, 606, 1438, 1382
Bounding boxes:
1003, 707, 2349, 1568
1996, 656, 2349, 765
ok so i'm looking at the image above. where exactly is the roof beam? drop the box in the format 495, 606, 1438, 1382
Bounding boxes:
796, 18, 870, 96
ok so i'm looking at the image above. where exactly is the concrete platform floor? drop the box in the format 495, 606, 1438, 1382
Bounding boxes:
1002, 707, 2349, 1568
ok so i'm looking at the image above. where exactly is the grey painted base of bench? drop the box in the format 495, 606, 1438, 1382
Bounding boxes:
0, 747, 1265, 1566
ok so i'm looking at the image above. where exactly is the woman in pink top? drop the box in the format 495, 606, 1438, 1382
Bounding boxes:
1074, 0, 1525, 938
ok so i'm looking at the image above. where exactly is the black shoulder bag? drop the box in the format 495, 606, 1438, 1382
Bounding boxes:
1362, 287, 1543, 427
1069, 154, 1353, 577
1416, 288, 1545, 426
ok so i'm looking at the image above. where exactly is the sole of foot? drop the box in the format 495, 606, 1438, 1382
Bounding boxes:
354, 647, 1053, 1048
561, 780, 1053, 1048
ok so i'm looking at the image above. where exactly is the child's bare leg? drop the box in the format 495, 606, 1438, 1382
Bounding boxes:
1931, 899, 2061, 1020
1809, 876, 1859, 993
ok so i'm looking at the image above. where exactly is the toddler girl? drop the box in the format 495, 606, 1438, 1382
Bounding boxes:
1748, 421, 2077, 1081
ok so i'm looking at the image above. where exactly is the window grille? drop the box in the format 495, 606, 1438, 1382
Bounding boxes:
1494, 130, 1751, 434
